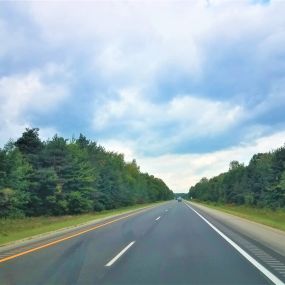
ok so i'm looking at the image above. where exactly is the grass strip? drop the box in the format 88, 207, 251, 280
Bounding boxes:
0, 202, 161, 246
191, 201, 285, 232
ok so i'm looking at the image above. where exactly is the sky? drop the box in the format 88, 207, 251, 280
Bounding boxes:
0, 0, 285, 192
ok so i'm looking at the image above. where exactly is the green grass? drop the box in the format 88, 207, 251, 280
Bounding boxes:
0, 202, 161, 246
192, 201, 285, 232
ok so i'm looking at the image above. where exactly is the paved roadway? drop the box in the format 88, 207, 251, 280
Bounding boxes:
0, 201, 282, 285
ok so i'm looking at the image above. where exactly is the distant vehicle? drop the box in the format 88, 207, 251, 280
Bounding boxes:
177, 197, 182, 202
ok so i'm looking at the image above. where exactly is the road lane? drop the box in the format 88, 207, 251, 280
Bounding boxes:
184, 203, 283, 285
188, 202, 285, 281
0, 200, 280, 285
0, 202, 172, 285
101, 201, 273, 285
0, 203, 165, 263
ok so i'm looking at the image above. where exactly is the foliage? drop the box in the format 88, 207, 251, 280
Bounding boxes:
0, 129, 173, 217
188, 146, 285, 209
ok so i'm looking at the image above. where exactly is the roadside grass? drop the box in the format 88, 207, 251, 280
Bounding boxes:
0, 202, 161, 246
191, 201, 285, 232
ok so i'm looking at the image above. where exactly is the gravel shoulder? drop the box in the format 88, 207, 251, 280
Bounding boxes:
189, 202, 285, 257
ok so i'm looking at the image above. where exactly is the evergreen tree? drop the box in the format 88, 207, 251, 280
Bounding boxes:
0, 128, 173, 217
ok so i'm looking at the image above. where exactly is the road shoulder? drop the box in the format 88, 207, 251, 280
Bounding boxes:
188, 201, 285, 257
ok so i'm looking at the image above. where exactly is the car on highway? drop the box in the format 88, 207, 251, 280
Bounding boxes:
177, 197, 182, 202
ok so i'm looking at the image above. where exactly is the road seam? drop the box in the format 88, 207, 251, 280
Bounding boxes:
184, 202, 285, 285
105, 241, 136, 267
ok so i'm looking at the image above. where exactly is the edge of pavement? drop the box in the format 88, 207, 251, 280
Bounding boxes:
0, 201, 168, 254
187, 201, 285, 257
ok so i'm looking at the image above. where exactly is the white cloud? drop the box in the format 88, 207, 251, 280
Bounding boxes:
1, 0, 285, 192
22, 0, 285, 84
0, 64, 69, 144
0, 16, 28, 59
136, 130, 285, 192
93, 88, 244, 153
22, 0, 285, 134
14, 2, 207, 84
98, 139, 136, 162
92, 129, 285, 193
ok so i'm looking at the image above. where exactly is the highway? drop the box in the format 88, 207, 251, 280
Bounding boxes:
0, 200, 284, 285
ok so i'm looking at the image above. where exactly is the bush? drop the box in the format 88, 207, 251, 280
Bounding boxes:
67, 192, 93, 214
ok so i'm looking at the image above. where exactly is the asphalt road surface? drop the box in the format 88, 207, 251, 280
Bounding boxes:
0, 201, 283, 285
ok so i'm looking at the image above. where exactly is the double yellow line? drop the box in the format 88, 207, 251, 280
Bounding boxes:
0, 205, 157, 264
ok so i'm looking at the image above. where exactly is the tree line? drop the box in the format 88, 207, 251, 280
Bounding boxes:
0, 128, 173, 218
188, 145, 285, 209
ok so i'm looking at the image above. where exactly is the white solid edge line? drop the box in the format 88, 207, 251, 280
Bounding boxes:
184, 202, 285, 285
155, 216, 161, 221
105, 241, 135, 267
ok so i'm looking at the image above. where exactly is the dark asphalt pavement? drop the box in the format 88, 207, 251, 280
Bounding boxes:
0, 201, 277, 285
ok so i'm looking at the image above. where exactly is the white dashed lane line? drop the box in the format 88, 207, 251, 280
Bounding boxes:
105, 241, 136, 267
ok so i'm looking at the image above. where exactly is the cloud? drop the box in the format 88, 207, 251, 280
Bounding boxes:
136, 130, 285, 192
98, 139, 137, 162
0, 64, 69, 144
5, 1, 285, 103
23, 0, 206, 87
3, 0, 285, 93
93, 89, 244, 154
0, 0, 285, 192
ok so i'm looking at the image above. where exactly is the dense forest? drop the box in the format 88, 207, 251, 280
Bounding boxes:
188, 145, 285, 209
0, 128, 173, 218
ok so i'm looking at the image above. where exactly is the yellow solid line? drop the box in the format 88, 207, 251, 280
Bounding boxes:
0, 205, 156, 264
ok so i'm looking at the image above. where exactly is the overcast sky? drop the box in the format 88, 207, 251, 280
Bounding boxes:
1, 0, 285, 192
